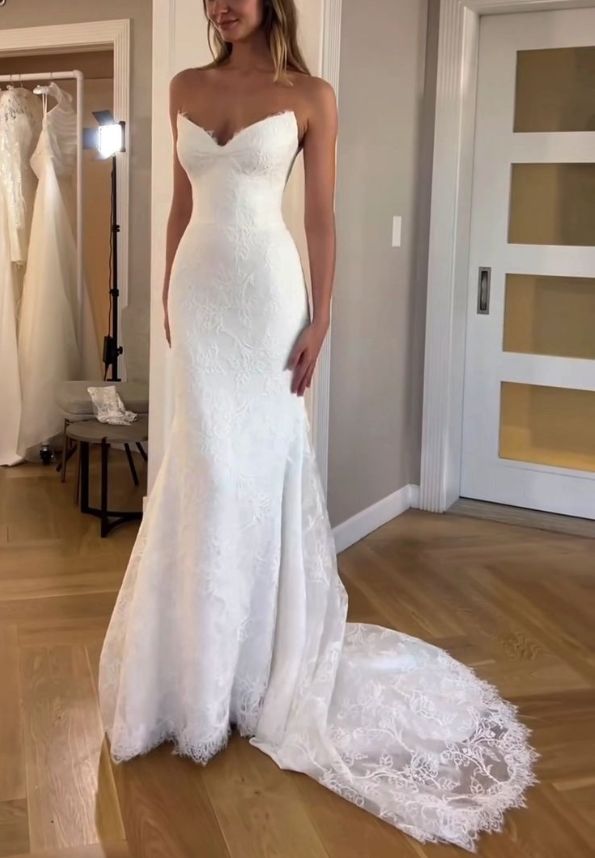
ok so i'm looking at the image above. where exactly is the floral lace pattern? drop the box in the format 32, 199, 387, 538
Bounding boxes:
97, 110, 537, 852
0, 86, 42, 264
30, 82, 77, 180
87, 385, 138, 425
16, 81, 101, 460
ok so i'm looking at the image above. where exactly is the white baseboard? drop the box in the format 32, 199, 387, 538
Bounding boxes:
332, 483, 420, 554
409, 483, 420, 509
141, 483, 421, 555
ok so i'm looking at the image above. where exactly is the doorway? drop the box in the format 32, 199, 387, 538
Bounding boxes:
460, 6, 595, 519
0, 19, 131, 467
0, 48, 115, 358
421, 0, 595, 522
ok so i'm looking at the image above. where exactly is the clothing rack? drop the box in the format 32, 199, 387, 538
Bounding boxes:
0, 70, 84, 348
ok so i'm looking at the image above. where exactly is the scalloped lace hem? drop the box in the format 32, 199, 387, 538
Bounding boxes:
106, 724, 233, 767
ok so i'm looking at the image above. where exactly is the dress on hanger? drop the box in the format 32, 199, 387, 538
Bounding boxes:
17, 81, 100, 461
97, 109, 538, 851
0, 86, 42, 466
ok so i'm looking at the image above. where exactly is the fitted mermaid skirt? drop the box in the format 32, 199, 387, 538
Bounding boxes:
97, 109, 537, 851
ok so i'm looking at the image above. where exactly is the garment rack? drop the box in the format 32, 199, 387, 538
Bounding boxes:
0, 70, 84, 349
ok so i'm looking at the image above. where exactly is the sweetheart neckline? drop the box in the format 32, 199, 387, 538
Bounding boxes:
177, 108, 298, 150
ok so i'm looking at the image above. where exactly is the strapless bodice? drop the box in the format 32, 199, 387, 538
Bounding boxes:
175, 109, 300, 230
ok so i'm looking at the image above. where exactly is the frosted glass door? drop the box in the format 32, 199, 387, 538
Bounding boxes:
460, 8, 595, 519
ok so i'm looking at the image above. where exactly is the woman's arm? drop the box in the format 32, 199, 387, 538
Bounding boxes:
162, 71, 193, 345
303, 79, 338, 328
287, 79, 338, 396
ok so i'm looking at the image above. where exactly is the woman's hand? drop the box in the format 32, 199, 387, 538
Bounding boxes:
163, 295, 171, 347
286, 316, 329, 397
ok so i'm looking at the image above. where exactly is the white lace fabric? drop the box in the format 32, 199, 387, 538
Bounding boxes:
97, 109, 538, 852
16, 82, 101, 461
30, 82, 77, 180
87, 385, 138, 425
0, 85, 43, 466
0, 86, 42, 264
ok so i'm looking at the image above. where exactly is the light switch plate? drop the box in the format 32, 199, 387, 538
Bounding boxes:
392, 216, 402, 247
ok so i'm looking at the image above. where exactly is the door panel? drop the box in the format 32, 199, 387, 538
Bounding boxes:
503, 273, 595, 360
499, 382, 595, 473
508, 162, 595, 246
461, 7, 595, 518
514, 45, 595, 132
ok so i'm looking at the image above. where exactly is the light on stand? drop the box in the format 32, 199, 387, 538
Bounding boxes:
97, 122, 125, 159
83, 110, 126, 381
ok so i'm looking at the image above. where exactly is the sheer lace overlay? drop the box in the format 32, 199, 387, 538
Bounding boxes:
16, 82, 101, 460
0, 86, 42, 466
97, 109, 537, 852
0, 86, 42, 265
87, 385, 138, 425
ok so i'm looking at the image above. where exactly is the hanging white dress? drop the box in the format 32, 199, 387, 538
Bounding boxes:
17, 81, 100, 461
0, 86, 42, 466
97, 110, 538, 852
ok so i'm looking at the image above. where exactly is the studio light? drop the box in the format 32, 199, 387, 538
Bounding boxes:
91, 110, 126, 158
97, 122, 124, 158
83, 110, 127, 380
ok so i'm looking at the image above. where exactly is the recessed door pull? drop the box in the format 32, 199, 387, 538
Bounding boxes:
477, 266, 491, 314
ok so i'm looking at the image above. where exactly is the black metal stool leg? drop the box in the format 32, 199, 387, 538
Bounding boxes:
135, 441, 148, 462
124, 442, 139, 485
59, 418, 69, 481
101, 440, 110, 538
69, 421, 147, 537
73, 440, 81, 504
80, 441, 90, 513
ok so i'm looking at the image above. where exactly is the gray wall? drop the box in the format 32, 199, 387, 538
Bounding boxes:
328, 0, 439, 526
0, 0, 152, 382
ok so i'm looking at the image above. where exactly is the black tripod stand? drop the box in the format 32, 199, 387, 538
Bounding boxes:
103, 152, 123, 381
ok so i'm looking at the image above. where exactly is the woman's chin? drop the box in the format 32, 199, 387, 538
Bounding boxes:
218, 22, 242, 39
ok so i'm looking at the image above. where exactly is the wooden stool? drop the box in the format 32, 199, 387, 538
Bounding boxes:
66, 416, 148, 537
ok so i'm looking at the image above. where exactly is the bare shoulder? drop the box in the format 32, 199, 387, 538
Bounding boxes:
294, 74, 337, 136
169, 66, 210, 93
170, 66, 194, 93
305, 74, 336, 101
169, 64, 216, 105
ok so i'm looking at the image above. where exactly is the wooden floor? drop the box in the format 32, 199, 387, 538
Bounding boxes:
1, 453, 594, 858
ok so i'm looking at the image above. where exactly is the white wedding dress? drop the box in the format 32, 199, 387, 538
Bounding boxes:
0, 87, 42, 466
97, 109, 537, 851
17, 82, 100, 461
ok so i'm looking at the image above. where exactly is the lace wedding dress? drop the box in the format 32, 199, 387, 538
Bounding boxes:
17, 81, 100, 461
97, 108, 537, 851
0, 86, 42, 466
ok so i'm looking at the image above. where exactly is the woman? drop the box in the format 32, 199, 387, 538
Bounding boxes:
97, 0, 538, 851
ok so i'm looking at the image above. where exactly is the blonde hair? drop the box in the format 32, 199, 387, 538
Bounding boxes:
202, 0, 311, 85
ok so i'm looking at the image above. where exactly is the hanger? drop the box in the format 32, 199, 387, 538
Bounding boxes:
33, 71, 54, 96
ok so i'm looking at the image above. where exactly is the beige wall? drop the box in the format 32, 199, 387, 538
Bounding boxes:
0, 0, 152, 382
328, 0, 439, 525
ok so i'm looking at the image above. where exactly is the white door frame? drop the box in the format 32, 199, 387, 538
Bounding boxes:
420, 0, 595, 512
311, 0, 342, 493
0, 19, 131, 375
148, 0, 341, 494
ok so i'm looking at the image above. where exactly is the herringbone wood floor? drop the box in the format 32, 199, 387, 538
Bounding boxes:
1, 451, 594, 858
